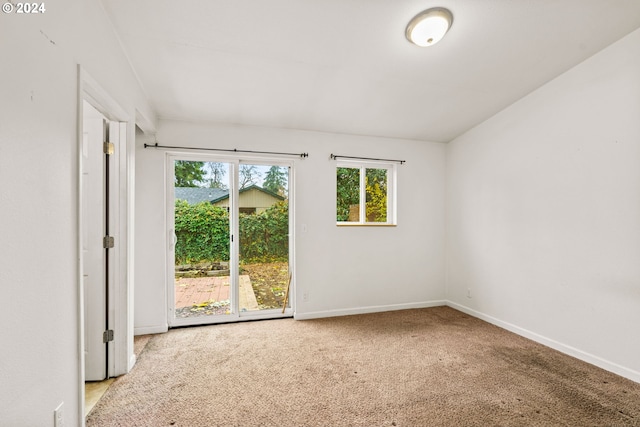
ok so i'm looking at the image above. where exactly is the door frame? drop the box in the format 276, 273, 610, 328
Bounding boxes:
77, 66, 132, 422
166, 151, 296, 328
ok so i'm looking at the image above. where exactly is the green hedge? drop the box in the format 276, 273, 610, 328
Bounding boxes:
239, 201, 289, 262
174, 200, 230, 264
174, 200, 288, 264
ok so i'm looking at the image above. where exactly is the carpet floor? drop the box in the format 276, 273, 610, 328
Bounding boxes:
86, 307, 640, 426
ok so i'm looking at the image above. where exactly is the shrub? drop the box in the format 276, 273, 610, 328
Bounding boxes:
174, 200, 230, 264
239, 201, 289, 263
174, 200, 288, 265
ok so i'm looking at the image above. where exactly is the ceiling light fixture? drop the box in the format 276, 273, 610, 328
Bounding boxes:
406, 7, 453, 47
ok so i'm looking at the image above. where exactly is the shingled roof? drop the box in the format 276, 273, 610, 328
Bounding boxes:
174, 187, 228, 205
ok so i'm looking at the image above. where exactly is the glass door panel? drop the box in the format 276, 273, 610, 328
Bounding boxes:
173, 160, 233, 321
238, 163, 290, 313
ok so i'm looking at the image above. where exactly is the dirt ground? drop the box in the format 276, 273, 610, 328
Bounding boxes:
240, 261, 290, 309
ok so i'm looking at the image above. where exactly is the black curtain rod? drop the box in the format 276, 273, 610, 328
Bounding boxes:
143, 143, 309, 158
330, 153, 405, 164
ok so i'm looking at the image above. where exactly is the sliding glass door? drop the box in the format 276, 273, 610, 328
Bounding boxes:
168, 155, 292, 326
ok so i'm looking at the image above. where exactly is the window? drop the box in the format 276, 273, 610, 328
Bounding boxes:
336, 162, 396, 225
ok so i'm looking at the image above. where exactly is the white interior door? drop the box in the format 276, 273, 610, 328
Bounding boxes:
82, 101, 108, 381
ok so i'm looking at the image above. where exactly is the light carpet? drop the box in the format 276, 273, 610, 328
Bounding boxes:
87, 307, 640, 426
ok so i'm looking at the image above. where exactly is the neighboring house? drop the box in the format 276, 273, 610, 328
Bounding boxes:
175, 185, 284, 214
174, 187, 228, 205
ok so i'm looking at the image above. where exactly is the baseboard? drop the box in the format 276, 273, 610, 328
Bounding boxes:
134, 324, 168, 335
446, 301, 640, 384
294, 300, 447, 320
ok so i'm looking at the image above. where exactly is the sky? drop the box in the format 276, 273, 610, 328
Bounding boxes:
197, 161, 288, 190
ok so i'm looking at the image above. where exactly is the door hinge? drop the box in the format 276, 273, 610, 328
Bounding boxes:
103, 330, 114, 343
103, 236, 114, 249
103, 142, 115, 155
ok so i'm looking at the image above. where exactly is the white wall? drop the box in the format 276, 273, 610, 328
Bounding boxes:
0, 1, 154, 425
134, 120, 446, 331
446, 28, 640, 381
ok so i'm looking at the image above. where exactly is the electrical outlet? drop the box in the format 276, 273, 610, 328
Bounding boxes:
467, 288, 472, 299
302, 291, 309, 302
54, 402, 64, 427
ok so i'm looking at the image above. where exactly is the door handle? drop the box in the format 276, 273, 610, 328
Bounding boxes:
170, 229, 177, 250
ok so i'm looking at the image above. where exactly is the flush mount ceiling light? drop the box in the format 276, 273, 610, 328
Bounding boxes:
406, 7, 453, 47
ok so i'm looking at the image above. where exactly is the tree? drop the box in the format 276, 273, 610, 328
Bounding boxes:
175, 161, 205, 187
239, 165, 261, 189
365, 175, 387, 222
336, 167, 387, 222
205, 162, 227, 189
336, 167, 360, 221
263, 166, 287, 196
365, 168, 387, 222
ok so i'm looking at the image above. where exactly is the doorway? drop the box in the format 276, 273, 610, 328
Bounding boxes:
78, 67, 134, 423
168, 155, 293, 327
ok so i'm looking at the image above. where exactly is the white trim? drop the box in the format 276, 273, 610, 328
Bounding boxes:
230, 160, 239, 317
134, 325, 169, 335
106, 120, 119, 378
287, 164, 296, 314
165, 153, 176, 326
77, 65, 132, 426
126, 122, 137, 374
294, 300, 447, 320
446, 301, 640, 384
113, 121, 131, 377
80, 70, 128, 122
75, 66, 86, 427
359, 167, 366, 221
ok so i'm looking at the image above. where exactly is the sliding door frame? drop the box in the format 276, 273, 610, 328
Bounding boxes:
165, 151, 295, 328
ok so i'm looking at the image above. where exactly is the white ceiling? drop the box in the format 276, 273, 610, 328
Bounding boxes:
101, 0, 640, 143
